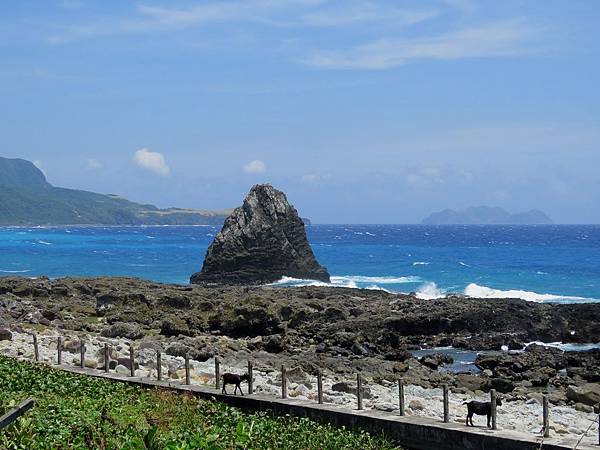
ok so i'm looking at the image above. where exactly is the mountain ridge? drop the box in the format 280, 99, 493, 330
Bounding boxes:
422, 206, 553, 225
0, 157, 230, 226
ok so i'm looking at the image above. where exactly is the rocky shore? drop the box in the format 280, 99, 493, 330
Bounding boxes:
1, 276, 599, 444
1, 329, 598, 446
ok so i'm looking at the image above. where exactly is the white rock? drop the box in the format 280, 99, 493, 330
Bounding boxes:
115, 364, 129, 375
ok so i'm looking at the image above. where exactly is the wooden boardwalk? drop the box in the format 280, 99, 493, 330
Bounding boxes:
52, 363, 597, 450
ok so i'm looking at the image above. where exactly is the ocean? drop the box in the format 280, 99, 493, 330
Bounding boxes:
0, 224, 599, 304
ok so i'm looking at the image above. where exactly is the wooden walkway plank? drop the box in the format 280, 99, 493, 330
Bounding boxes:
0, 398, 35, 430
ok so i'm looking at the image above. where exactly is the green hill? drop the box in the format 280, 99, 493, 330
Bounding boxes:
0, 157, 229, 226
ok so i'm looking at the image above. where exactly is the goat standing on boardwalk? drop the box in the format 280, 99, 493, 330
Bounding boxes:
464, 398, 502, 427
221, 372, 250, 395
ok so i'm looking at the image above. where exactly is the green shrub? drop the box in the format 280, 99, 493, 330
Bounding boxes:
0, 356, 399, 449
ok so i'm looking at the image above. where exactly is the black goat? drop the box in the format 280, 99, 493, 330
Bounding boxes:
464, 398, 502, 427
221, 372, 250, 396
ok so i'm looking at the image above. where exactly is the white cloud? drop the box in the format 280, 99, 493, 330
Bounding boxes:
303, 20, 542, 69
301, 4, 437, 27
243, 159, 266, 174
47, 0, 326, 43
46, 0, 439, 44
86, 158, 103, 170
133, 148, 171, 176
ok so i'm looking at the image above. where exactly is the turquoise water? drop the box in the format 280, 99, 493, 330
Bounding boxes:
0, 225, 599, 303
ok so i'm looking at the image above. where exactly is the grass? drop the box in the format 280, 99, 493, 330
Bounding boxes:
0, 356, 399, 449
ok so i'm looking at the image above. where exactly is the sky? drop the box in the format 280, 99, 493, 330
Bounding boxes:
1, 1, 599, 223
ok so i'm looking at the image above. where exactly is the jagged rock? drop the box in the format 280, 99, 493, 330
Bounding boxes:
487, 377, 515, 393
165, 342, 215, 362
456, 373, 487, 392
420, 353, 454, 370
116, 356, 139, 371
566, 384, 600, 407
190, 184, 330, 285
0, 328, 12, 341
409, 399, 424, 411
331, 381, 372, 399
160, 317, 191, 337
101, 322, 144, 340
262, 334, 285, 353
286, 367, 309, 384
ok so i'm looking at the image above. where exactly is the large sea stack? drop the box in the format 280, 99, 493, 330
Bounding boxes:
190, 184, 330, 285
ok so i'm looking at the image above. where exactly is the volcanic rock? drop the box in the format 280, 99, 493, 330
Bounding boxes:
101, 322, 144, 340
190, 184, 330, 285
566, 384, 600, 407
0, 328, 12, 341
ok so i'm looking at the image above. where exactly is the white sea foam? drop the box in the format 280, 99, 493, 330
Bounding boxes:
271, 275, 421, 291
333, 275, 421, 284
524, 341, 600, 352
0, 269, 31, 273
464, 283, 599, 303
272, 277, 600, 304
415, 282, 446, 300
412, 261, 429, 266
365, 284, 391, 292
36, 240, 52, 245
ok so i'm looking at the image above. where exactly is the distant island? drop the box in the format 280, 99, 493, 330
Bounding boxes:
0, 157, 231, 226
422, 206, 553, 225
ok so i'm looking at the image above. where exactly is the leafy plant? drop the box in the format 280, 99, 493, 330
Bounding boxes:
0, 356, 399, 449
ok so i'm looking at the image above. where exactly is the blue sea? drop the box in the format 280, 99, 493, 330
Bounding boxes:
0, 225, 599, 304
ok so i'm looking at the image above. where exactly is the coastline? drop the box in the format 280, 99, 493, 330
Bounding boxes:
2, 224, 599, 302
2, 327, 598, 446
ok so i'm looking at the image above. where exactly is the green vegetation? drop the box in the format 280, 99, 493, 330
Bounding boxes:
0, 356, 398, 449
0, 157, 228, 225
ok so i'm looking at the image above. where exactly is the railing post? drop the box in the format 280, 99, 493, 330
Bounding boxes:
215, 356, 220, 390
32, 334, 39, 362
398, 378, 405, 416
281, 365, 287, 399
317, 369, 323, 404
156, 350, 162, 381
357, 373, 363, 410
57, 336, 62, 365
185, 354, 191, 385
104, 343, 109, 373
443, 384, 449, 423
490, 389, 497, 430
80, 339, 85, 368
129, 345, 135, 377
247, 361, 253, 394
542, 394, 549, 438
597, 413, 599, 446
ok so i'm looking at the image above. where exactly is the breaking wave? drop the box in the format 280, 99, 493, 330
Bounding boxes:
272, 278, 600, 304
464, 283, 599, 303
271, 275, 421, 291
524, 341, 600, 352
415, 282, 446, 300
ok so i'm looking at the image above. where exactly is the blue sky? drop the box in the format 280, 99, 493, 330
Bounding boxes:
1, 0, 599, 223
